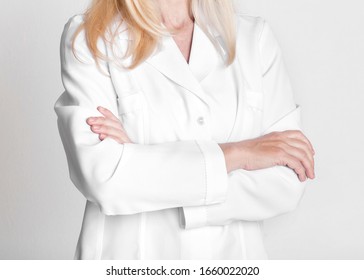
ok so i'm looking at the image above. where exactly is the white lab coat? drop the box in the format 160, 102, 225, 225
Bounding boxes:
54, 12, 306, 259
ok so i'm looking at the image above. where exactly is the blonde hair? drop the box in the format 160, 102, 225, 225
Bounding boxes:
73, 0, 236, 69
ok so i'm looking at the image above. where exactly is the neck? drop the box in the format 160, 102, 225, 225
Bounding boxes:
156, 0, 193, 30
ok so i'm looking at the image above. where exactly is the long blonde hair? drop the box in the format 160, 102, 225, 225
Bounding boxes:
73, 0, 236, 69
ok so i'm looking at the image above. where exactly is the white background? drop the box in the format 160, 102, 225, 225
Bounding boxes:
0, 0, 363, 259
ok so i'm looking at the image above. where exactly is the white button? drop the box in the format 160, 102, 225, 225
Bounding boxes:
197, 116, 205, 125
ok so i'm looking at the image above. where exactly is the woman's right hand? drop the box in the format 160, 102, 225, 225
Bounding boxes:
219, 130, 315, 182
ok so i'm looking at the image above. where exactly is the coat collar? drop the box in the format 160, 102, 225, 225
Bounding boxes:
116, 19, 225, 106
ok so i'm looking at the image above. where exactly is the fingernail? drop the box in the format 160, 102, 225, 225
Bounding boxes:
93, 125, 100, 130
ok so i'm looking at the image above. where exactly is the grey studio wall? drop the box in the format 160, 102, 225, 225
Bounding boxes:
0, 0, 363, 259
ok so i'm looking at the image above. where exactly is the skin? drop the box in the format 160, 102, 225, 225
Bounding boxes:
86, 0, 315, 182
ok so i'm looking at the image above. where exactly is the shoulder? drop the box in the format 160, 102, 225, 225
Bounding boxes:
234, 12, 265, 41
234, 12, 279, 48
234, 12, 264, 26
60, 14, 87, 52
59, 13, 105, 70
60, 14, 107, 64
65, 13, 85, 25
232, 13, 284, 87
234, 13, 281, 54
61, 13, 128, 49
62, 14, 85, 40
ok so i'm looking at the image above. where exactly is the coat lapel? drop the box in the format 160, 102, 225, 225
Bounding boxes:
188, 22, 224, 82
145, 22, 222, 105
117, 20, 224, 105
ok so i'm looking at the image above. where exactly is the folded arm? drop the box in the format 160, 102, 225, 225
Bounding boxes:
180, 18, 314, 229
54, 15, 229, 215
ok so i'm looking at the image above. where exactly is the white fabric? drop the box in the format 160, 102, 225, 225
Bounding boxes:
54, 12, 307, 260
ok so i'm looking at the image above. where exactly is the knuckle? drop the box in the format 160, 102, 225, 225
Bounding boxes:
296, 131, 306, 139
274, 131, 284, 139
268, 131, 280, 139
290, 158, 301, 168
296, 166, 305, 174
280, 159, 290, 167
282, 130, 292, 135
287, 130, 301, 137
95, 117, 105, 124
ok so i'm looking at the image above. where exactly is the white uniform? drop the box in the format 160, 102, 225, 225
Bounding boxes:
54, 12, 306, 259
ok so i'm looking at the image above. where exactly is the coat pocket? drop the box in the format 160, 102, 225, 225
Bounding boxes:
117, 92, 143, 115
117, 92, 145, 143
246, 89, 264, 112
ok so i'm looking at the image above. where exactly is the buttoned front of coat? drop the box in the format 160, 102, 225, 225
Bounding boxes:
54, 12, 307, 259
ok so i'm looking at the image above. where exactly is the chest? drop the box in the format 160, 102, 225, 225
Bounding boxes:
107, 22, 264, 145
109, 64, 263, 148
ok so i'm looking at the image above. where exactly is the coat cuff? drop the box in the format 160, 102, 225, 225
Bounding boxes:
179, 205, 208, 229
195, 139, 228, 204
180, 140, 228, 229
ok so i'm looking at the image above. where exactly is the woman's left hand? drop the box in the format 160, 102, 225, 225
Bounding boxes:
86, 106, 133, 144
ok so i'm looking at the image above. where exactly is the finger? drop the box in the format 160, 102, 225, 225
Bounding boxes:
91, 125, 121, 138
91, 125, 131, 143
284, 138, 315, 177
99, 131, 133, 144
98, 132, 128, 144
281, 154, 307, 182
87, 116, 124, 131
285, 130, 315, 155
296, 133, 315, 155
97, 106, 120, 122
280, 142, 315, 179
285, 138, 313, 158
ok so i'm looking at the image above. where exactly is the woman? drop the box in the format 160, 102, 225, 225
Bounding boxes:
54, 0, 315, 259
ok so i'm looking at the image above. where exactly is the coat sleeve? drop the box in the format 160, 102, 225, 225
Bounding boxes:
54, 15, 229, 215
180, 18, 307, 229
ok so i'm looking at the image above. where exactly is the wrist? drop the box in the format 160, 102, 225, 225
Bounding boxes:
236, 140, 250, 170
218, 142, 242, 173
